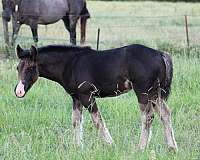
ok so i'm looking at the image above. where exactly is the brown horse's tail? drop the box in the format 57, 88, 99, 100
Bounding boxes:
80, 2, 90, 45
161, 52, 173, 101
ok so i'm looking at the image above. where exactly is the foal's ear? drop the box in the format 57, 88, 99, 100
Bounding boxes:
30, 45, 38, 61
16, 44, 23, 58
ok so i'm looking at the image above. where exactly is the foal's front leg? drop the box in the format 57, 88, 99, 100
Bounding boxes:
72, 97, 83, 147
90, 107, 113, 144
139, 102, 154, 150
80, 95, 113, 144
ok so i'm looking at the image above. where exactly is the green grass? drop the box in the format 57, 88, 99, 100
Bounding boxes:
0, 1, 200, 160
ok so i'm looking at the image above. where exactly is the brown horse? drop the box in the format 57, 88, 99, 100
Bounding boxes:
2, 0, 90, 46
14, 44, 178, 152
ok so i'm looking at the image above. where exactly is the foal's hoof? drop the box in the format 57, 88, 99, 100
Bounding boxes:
102, 140, 115, 148
101, 138, 114, 146
168, 146, 178, 153
73, 142, 84, 150
138, 147, 146, 153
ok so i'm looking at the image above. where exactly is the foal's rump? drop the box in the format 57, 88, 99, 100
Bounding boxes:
125, 44, 173, 101
160, 52, 173, 100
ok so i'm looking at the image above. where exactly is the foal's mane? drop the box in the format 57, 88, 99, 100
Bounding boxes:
38, 45, 92, 54
18, 45, 92, 59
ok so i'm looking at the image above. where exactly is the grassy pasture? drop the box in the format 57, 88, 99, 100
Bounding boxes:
0, 1, 200, 160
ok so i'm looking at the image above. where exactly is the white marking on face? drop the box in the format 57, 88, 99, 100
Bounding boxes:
15, 80, 25, 98
15, 5, 18, 12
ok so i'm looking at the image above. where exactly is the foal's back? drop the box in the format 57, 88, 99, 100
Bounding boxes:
76, 44, 164, 76
73, 44, 165, 97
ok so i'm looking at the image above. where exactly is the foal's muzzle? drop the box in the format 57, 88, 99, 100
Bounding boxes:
15, 81, 27, 98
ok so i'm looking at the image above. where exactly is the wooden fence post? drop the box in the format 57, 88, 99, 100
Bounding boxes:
97, 28, 100, 50
184, 15, 190, 47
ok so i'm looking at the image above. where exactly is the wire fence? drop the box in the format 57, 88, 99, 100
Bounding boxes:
0, 13, 200, 57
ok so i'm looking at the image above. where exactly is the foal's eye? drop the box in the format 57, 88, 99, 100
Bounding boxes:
16, 66, 19, 71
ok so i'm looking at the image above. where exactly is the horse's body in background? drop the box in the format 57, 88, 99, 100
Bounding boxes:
2, 0, 90, 46
14, 44, 178, 152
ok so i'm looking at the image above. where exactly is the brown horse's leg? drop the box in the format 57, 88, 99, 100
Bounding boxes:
11, 18, 21, 46
139, 102, 154, 150
31, 27, 38, 46
154, 99, 178, 152
72, 97, 83, 147
69, 15, 78, 45
80, 17, 87, 45
62, 16, 70, 42
2, 18, 9, 46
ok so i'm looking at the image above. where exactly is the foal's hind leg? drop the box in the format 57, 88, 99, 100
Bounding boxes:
154, 99, 178, 152
139, 102, 154, 150
72, 97, 83, 147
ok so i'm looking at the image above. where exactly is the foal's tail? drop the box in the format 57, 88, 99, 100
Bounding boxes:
160, 52, 173, 100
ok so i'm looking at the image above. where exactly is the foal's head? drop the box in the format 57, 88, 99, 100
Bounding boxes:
15, 45, 39, 98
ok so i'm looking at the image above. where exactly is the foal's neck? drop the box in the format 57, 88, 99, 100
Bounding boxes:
37, 50, 76, 85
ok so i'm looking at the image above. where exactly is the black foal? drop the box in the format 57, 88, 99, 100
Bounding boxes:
15, 44, 178, 151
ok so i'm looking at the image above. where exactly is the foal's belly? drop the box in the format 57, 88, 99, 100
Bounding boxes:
94, 79, 133, 98
95, 89, 131, 98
